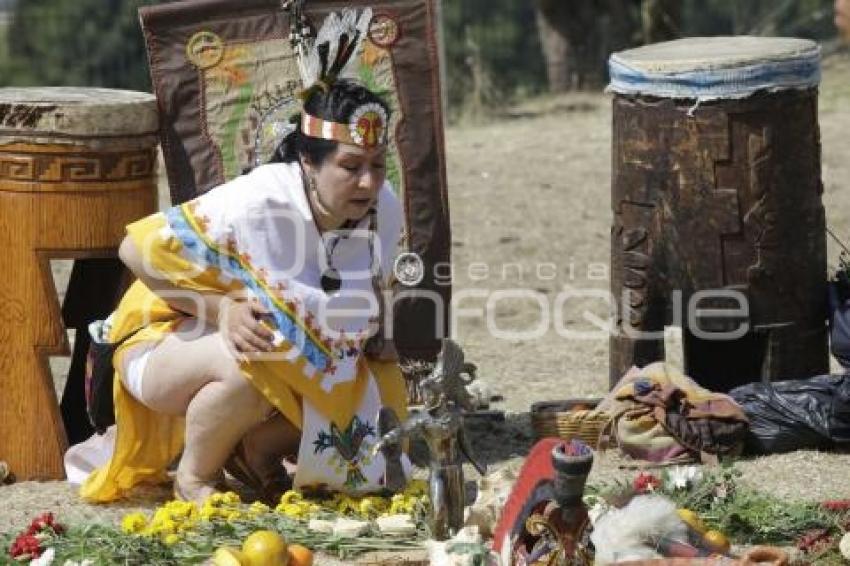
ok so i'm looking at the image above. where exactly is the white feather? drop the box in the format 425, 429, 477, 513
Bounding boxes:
590, 495, 689, 565
338, 7, 373, 80
297, 8, 373, 87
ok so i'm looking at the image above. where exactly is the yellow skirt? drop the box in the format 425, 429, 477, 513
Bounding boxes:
80, 279, 407, 503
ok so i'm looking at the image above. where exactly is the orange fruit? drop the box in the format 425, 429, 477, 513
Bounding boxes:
703, 529, 731, 553
287, 544, 314, 566
242, 530, 289, 566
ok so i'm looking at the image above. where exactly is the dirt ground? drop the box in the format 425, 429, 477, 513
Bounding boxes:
4, 52, 850, 561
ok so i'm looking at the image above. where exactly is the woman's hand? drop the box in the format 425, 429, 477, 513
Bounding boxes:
218, 298, 276, 356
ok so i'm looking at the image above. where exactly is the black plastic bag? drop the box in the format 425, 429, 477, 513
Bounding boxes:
729, 374, 850, 454
829, 275, 850, 369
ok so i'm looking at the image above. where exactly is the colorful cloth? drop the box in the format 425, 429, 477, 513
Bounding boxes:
601, 363, 749, 463
80, 162, 407, 502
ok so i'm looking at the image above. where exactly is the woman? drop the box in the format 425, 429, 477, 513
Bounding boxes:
80, 78, 408, 504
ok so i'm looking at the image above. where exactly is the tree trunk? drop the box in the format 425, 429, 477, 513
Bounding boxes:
641, 0, 681, 44
535, 5, 572, 92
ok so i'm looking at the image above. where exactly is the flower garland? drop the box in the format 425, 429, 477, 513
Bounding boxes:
118, 479, 428, 545
275, 479, 428, 520
2, 481, 430, 564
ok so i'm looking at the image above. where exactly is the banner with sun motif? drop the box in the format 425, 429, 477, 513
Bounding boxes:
140, 0, 451, 358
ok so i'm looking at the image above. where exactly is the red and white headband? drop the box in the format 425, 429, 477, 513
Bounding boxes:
301, 102, 388, 149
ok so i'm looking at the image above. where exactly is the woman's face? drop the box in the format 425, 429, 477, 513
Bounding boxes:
306, 143, 387, 225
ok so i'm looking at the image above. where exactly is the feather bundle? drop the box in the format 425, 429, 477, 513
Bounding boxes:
590, 494, 689, 565
297, 8, 372, 90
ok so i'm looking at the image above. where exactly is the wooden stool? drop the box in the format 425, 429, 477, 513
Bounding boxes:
0, 87, 158, 479
608, 37, 828, 391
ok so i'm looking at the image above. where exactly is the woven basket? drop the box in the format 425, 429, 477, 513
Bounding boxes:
530, 399, 611, 449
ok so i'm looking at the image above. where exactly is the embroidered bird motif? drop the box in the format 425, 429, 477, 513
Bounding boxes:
313, 416, 376, 489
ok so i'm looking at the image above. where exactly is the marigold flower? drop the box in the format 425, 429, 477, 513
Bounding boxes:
249, 501, 271, 515
278, 503, 306, 517
222, 492, 241, 505
280, 490, 303, 505
120, 512, 148, 534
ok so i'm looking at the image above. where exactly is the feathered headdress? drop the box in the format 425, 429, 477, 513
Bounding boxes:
293, 7, 388, 150
296, 8, 372, 97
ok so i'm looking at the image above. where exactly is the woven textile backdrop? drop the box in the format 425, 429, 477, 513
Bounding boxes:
139, 0, 450, 358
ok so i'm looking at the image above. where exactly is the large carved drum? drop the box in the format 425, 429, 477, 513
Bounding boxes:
608, 37, 827, 391
0, 88, 158, 479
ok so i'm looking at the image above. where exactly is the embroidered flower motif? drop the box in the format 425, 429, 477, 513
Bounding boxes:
195, 214, 211, 232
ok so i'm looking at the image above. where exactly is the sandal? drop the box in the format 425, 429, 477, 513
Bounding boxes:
224, 440, 292, 506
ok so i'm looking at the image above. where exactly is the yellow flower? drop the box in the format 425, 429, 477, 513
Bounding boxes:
336, 496, 358, 515
405, 480, 428, 497
249, 501, 271, 516
151, 517, 178, 535
358, 497, 388, 518
279, 490, 303, 505
163, 533, 181, 546
165, 500, 196, 519
120, 512, 148, 534
207, 493, 227, 506
278, 503, 305, 517
222, 491, 241, 505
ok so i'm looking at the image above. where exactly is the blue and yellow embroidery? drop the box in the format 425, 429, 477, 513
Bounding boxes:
165, 202, 334, 370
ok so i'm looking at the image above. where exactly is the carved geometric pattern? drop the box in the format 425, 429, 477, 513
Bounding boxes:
610, 91, 828, 388
0, 155, 36, 180
0, 149, 155, 184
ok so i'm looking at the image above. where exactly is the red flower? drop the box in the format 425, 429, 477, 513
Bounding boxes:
797, 528, 831, 552
7, 512, 64, 559
633, 472, 661, 493
822, 499, 850, 512
9, 533, 41, 559
26, 513, 63, 536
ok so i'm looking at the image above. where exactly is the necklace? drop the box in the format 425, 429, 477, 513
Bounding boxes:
317, 210, 378, 294
302, 169, 378, 293
320, 230, 346, 293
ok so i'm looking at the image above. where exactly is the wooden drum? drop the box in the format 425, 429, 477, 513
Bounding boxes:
0, 88, 158, 479
608, 37, 827, 391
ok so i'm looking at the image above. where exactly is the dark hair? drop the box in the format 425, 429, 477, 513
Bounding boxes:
271, 79, 390, 165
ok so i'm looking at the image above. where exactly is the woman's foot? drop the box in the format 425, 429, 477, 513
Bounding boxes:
173, 471, 223, 504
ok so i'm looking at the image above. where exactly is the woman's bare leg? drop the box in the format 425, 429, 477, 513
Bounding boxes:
237, 413, 300, 492
124, 323, 274, 503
